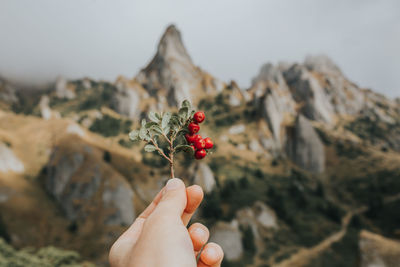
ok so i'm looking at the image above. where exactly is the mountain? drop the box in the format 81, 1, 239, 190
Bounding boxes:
0, 25, 399, 267
136, 24, 224, 107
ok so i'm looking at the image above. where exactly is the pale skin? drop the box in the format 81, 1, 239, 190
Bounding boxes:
109, 178, 224, 267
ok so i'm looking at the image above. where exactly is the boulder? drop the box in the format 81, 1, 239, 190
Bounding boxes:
210, 221, 243, 261
189, 163, 216, 194
111, 77, 150, 120
285, 115, 325, 173
55, 77, 76, 100
228, 124, 246, 135
66, 124, 85, 137
0, 143, 24, 173
39, 96, 52, 120
46, 136, 135, 226
253, 201, 278, 229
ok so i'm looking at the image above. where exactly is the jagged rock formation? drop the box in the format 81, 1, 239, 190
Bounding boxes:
46, 136, 135, 226
249, 63, 296, 153
250, 54, 400, 166
189, 163, 216, 194
55, 77, 76, 99
0, 143, 24, 173
359, 230, 400, 267
210, 221, 243, 261
0, 78, 18, 110
136, 25, 224, 107
285, 115, 325, 173
111, 77, 152, 119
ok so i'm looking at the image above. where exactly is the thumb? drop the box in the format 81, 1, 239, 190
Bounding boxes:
154, 178, 187, 219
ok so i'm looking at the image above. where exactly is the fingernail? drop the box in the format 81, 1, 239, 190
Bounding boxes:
192, 227, 206, 238
165, 178, 181, 192
205, 246, 217, 259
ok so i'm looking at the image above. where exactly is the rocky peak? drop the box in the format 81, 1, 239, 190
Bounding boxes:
136, 24, 221, 107
154, 24, 193, 67
304, 54, 342, 76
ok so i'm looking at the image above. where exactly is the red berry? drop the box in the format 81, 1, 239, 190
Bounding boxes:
194, 138, 206, 149
190, 145, 196, 151
204, 137, 214, 149
193, 134, 202, 142
185, 134, 196, 144
193, 111, 205, 123
188, 122, 200, 134
195, 149, 206, 159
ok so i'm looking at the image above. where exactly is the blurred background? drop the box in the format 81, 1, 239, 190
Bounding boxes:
0, 1, 399, 266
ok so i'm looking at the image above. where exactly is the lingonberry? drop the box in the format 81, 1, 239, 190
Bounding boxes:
204, 137, 214, 149
194, 138, 206, 149
195, 149, 206, 159
193, 134, 202, 142
188, 122, 200, 134
185, 134, 196, 144
193, 111, 205, 123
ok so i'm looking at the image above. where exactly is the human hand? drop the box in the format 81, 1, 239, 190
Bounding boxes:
109, 178, 224, 267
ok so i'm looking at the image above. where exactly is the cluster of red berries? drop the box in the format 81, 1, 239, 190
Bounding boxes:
185, 111, 214, 160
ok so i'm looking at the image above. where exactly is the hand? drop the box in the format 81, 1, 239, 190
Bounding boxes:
109, 178, 224, 267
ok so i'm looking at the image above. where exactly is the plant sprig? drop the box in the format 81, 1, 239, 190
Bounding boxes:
129, 100, 195, 178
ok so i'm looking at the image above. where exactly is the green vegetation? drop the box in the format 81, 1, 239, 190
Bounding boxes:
89, 115, 132, 137
307, 227, 359, 267
346, 115, 400, 151
0, 238, 94, 267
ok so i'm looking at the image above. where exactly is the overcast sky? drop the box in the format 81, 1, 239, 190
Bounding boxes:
0, 0, 399, 97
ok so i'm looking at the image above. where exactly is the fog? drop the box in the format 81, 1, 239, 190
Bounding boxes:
0, 0, 399, 97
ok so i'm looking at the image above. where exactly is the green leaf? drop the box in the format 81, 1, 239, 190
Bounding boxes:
175, 144, 194, 153
128, 130, 139, 141
182, 100, 191, 109
163, 125, 170, 135
139, 126, 147, 140
145, 121, 158, 129
144, 144, 157, 152
162, 112, 171, 130
148, 112, 160, 123
178, 107, 189, 120
150, 125, 163, 135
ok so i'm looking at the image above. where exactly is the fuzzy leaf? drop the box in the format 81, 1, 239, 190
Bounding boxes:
150, 125, 163, 135
145, 121, 158, 129
144, 144, 157, 152
175, 144, 194, 153
182, 100, 191, 109
139, 126, 147, 140
129, 130, 139, 141
162, 112, 172, 130
178, 107, 189, 120
163, 125, 170, 135
148, 112, 160, 123
141, 119, 146, 127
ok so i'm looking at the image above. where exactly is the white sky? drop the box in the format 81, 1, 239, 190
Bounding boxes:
0, 0, 399, 97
